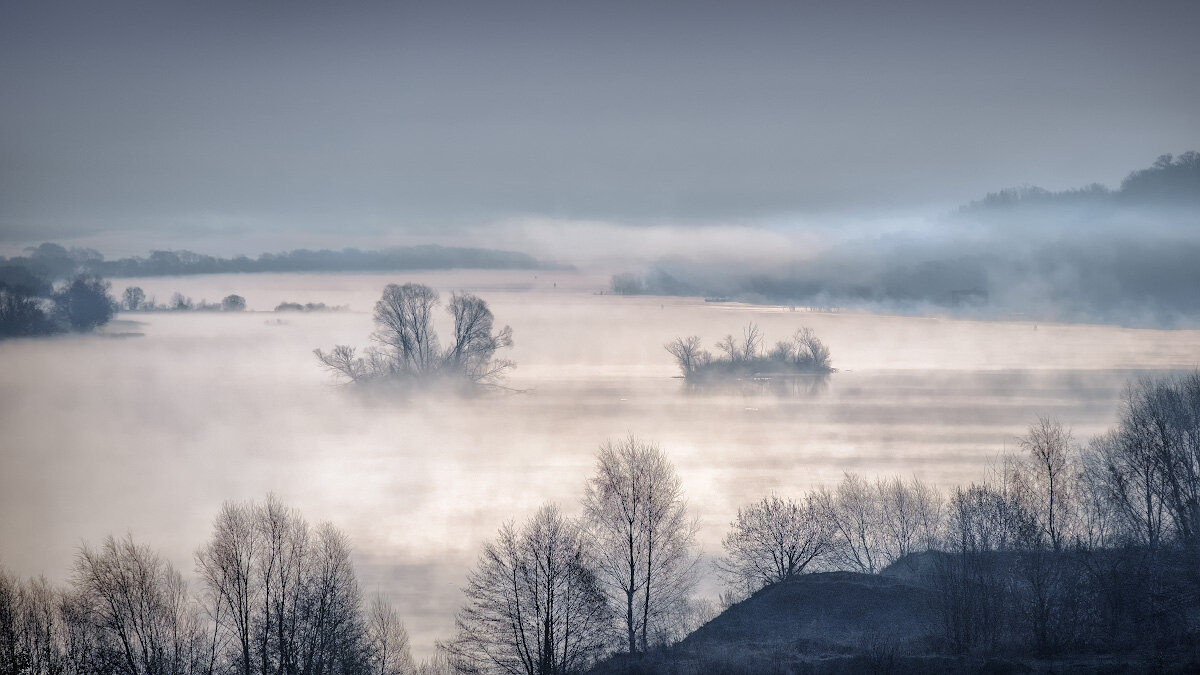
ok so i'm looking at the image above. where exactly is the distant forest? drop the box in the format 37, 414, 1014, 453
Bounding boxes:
610, 151, 1200, 327
958, 150, 1200, 214
0, 243, 549, 340
1, 243, 549, 285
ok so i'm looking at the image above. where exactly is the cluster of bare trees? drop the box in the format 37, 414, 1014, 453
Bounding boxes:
1, 535, 217, 675
117, 287, 248, 313
315, 284, 513, 389
1085, 373, 1200, 549
932, 376, 1200, 655
716, 373, 1200, 657
717, 474, 943, 596
665, 323, 831, 381
195, 496, 373, 675
0, 496, 423, 675
441, 437, 703, 675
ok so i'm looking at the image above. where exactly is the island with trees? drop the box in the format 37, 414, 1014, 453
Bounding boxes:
666, 323, 833, 383
315, 282, 514, 390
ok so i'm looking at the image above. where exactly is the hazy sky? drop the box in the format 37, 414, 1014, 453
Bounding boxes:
2, 0, 1198, 252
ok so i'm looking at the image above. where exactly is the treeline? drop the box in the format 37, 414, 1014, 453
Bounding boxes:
0, 495, 448, 675
118, 287, 346, 313
609, 239, 1200, 327
118, 286, 248, 313
0, 440, 704, 675
1, 243, 547, 283
960, 150, 1200, 214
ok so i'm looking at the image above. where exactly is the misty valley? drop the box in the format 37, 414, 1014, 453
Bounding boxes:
5, 1, 1200, 670
3, 269, 1200, 673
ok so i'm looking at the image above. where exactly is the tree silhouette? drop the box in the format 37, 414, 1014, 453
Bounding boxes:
582, 437, 699, 654
315, 282, 513, 388
442, 504, 612, 675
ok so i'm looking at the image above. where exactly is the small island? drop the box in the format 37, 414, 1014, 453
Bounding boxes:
666, 323, 833, 382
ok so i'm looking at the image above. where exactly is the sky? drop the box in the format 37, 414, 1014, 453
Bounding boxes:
1, 0, 1198, 257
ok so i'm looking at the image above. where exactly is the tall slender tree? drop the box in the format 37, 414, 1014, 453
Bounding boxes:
582, 436, 699, 654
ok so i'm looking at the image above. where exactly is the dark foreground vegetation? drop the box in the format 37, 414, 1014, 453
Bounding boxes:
6, 373, 1200, 674
0, 495, 444, 675
666, 323, 832, 382
315, 283, 514, 390
591, 372, 1200, 674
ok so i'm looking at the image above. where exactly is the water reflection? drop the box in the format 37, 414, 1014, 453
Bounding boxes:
682, 372, 832, 398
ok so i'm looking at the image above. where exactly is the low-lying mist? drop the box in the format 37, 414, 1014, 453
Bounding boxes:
614, 231, 1200, 327
3, 270, 1200, 657
611, 152, 1200, 327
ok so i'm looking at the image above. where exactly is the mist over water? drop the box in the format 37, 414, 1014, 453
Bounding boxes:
2, 270, 1199, 657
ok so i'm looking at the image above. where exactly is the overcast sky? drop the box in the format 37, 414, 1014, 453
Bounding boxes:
2, 0, 1198, 255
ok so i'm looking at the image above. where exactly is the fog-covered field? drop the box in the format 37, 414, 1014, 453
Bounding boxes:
3, 270, 1198, 656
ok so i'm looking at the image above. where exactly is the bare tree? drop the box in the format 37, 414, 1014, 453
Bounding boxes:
818, 473, 885, 573
74, 534, 207, 675
197, 501, 259, 675
1091, 427, 1168, 549
0, 570, 68, 675
1118, 374, 1200, 547
196, 495, 366, 675
717, 494, 830, 593
171, 292, 193, 311
414, 652, 456, 675
1079, 375, 1199, 550
581, 436, 699, 654
1019, 417, 1076, 550
714, 334, 740, 363
365, 595, 414, 675
877, 476, 944, 565
123, 286, 146, 311
740, 323, 762, 362
664, 336, 708, 377
372, 283, 441, 376
441, 504, 612, 675
1077, 443, 1119, 549
0, 568, 18, 674
443, 292, 514, 384
793, 327, 831, 370
314, 345, 370, 384
946, 480, 1037, 554
301, 523, 366, 675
